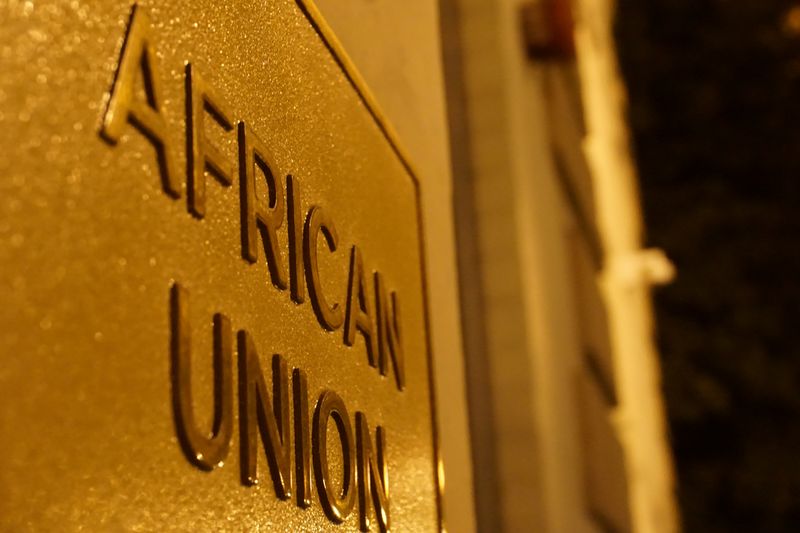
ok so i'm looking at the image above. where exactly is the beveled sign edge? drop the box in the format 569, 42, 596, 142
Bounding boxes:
292, 1, 445, 529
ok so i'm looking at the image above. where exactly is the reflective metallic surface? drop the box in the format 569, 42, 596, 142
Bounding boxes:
0, 0, 440, 530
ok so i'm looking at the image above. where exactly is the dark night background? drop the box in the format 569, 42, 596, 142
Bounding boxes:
615, 1, 800, 531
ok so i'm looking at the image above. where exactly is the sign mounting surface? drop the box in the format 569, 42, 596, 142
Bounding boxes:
0, 1, 441, 530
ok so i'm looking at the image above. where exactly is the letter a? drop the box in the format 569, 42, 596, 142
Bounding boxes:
100, 4, 180, 198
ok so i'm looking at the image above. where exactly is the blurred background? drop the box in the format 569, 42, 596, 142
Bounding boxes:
437, 0, 800, 530
616, 1, 800, 531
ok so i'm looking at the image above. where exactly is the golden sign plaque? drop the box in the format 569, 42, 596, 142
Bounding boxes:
0, 1, 441, 530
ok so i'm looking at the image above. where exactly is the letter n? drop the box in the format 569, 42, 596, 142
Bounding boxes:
237, 331, 292, 499
356, 412, 390, 532
374, 272, 405, 391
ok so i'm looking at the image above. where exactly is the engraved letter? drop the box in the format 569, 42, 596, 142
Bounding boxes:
356, 412, 390, 532
238, 122, 288, 289
186, 63, 235, 218
287, 175, 305, 304
100, 4, 180, 198
313, 390, 356, 523
293, 368, 312, 508
169, 283, 234, 470
374, 273, 405, 391
344, 246, 376, 366
238, 333, 292, 498
304, 206, 344, 331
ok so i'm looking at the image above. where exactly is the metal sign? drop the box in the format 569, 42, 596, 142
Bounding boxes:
0, 1, 441, 530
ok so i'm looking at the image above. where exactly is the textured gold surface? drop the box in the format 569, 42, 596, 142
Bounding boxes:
0, 0, 439, 530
